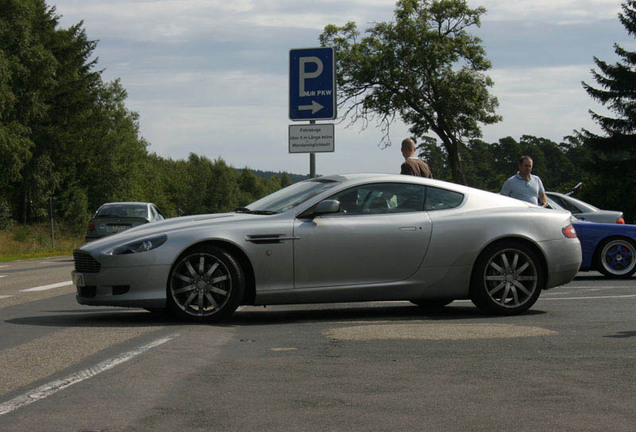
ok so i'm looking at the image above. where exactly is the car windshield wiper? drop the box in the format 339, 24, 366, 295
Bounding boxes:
233, 207, 277, 215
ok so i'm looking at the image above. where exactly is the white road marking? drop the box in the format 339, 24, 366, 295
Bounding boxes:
20, 281, 73, 292
0, 333, 180, 416
0, 275, 6, 278
539, 294, 636, 301
0, 295, 14, 299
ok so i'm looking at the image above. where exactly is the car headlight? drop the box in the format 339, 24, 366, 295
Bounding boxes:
101, 235, 167, 256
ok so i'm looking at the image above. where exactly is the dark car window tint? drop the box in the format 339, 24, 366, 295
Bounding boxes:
553, 196, 580, 213
152, 206, 164, 221
96, 205, 147, 218
329, 183, 426, 215
249, 179, 340, 213
424, 187, 464, 211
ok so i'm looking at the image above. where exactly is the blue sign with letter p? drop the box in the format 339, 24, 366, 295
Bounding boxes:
289, 47, 336, 121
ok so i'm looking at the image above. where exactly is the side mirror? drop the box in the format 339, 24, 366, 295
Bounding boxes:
314, 200, 341, 215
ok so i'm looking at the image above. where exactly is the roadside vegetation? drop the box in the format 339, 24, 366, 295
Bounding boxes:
0, 223, 81, 261
2, 0, 635, 260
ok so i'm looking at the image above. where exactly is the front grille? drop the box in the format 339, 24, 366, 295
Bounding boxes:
73, 250, 101, 273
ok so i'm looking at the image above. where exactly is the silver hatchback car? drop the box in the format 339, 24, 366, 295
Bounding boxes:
85, 202, 165, 242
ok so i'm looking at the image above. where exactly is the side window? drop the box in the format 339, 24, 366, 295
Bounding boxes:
155, 207, 165, 220
328, 183, 426, 215
151, 205, 164, 221
424, 186, 464, 211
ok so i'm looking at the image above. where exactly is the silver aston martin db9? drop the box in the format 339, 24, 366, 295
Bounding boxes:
72, 174, 582, 322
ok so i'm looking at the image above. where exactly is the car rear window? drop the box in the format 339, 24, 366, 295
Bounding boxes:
96, 205, 147, 218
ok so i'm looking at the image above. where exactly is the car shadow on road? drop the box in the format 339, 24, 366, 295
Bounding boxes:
5, 302, 547, 328
4, 308, 183, 328
227, 302, 547, 326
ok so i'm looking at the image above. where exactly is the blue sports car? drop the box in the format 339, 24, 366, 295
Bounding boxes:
574, 221, 636, 278
547, 197, 634, 278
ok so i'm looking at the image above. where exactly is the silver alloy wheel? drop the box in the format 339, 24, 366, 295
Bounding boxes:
482, 248, 538, 309
599, 239, 636, 278
169, 252, 233, 317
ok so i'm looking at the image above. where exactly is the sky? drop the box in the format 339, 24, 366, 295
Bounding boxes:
50, 0, 634, 176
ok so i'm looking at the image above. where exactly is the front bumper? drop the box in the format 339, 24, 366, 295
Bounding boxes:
73, 263, 171, 309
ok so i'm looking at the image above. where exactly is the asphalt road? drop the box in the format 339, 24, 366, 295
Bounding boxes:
0, 257, 634, 431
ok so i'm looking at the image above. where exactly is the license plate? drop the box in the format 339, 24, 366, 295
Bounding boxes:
109, 225, 130, 233
73, 272, 86, 287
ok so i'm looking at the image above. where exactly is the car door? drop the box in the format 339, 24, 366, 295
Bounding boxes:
293, 182, 432, 289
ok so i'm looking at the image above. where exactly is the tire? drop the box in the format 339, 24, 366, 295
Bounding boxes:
410, 299, 453, 308
470, 240, 545, 315
167, 246, 245, 322
595, 238, 636, 279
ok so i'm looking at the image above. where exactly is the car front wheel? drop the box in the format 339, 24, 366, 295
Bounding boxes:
470, 241, 545, 315
596, 238, 636, 279
168, 246, 245, 322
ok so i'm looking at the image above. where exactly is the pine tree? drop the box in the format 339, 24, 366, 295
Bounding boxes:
582, 0, 636, 222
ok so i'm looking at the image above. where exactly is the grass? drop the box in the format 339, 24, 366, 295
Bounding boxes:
0, 223, 85, 262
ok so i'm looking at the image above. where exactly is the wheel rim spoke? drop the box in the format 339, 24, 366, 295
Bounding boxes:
512, 281, 531, 296
185, 261, 198, 278
205, 262, 220, 278
488, 282, 505, 295
173, 284, 196, 295
211, 275, 228, 284
183, 291, 197, 308
173, 272, 194, 284
205, 292, 219, 308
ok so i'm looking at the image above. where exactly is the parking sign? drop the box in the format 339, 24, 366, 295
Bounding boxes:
289, 47, 336, 121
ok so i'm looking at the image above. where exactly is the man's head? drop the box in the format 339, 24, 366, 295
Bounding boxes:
401, 138, 416, 159
518, 155, 533, 179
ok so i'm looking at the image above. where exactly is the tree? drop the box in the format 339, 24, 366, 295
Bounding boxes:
320, 0, 501, 184
582, 0, 636, 221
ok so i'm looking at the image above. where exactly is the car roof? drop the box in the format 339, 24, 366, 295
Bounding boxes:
314, 173, 469, 193
99, 202, 154, 207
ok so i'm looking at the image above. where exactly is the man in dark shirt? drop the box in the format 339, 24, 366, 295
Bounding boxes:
400, 138, 432, 178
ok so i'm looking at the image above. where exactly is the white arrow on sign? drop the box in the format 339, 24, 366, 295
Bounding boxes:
298, 100, 324, 114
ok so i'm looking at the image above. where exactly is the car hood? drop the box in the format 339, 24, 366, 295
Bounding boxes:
77, 212, 282, 252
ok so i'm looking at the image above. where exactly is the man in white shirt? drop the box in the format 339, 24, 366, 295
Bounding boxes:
500, 156, 548, 207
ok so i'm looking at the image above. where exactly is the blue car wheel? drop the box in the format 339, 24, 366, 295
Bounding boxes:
597, 238, 636, 279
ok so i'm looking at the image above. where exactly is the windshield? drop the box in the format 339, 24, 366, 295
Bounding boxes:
96, 204, 148, 218
246, 179, 340, 213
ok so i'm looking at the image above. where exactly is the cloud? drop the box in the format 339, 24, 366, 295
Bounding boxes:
50, 0, 631, 174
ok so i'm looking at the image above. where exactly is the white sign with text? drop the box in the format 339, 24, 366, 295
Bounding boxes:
289, 124, 335, 153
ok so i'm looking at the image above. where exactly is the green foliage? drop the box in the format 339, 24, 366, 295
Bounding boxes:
581, 0, 636, 222
418, 134, 592, 196
0, 198, 13, 229
320, 0, 501, 184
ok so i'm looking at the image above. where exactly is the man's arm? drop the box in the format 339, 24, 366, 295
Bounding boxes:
537, 178, 548, 207
500, 179, 511, 196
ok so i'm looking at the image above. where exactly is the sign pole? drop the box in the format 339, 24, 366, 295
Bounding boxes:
309, 120, 316, 178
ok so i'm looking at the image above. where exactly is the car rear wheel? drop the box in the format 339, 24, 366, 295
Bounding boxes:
167, 246, 245, 322
470, 241, 545, 315
595, 238, 636, 279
